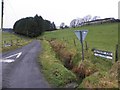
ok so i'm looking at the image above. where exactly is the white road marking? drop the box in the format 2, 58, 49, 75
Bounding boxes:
5, 52, 22, 59
0, 59, 15, 63
0, 52, 22, 63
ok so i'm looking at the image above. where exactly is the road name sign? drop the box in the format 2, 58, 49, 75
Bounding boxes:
93, 49, 113, 60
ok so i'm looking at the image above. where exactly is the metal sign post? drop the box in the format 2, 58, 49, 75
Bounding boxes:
80, 31, 84, 61
74, 30, 88, 61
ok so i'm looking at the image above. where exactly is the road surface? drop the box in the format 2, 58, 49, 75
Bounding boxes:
1, 40, 50, 88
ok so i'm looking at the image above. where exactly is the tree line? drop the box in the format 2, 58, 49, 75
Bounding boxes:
60, 15, 120, 29
13, 14, 56, 37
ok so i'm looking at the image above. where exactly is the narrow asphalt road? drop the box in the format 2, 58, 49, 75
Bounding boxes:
2, 40, 50, 88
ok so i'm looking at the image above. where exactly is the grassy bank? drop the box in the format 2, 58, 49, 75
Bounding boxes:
39, 39, 77, 87
39, 23, 119, 88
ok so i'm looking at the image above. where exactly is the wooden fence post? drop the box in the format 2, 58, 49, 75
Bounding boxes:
74, 39, 76, 46
16, 39, 19, 46
10, 40, 13, 46
4, 41, 6, 47
63, 37, 64, 41
115, 44, 119, 62
85, 41, 88, 50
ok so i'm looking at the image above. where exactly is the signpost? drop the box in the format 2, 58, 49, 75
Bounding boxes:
74, 30, 88, 61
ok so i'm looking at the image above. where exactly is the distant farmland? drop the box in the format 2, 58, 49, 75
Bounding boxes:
43, 23, 118, 55
1, 32, 31, 52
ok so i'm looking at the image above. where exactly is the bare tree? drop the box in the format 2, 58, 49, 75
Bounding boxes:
69, 15, 101, 27
92, 16, 100, 21
60, 22, 65, 29
75, 18, 84, 26
83, 15, 92, 22
86, 15, 92, 21
70, 19, 77, 28
78, 18, 85, 26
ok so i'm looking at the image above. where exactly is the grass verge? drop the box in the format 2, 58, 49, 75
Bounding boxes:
2, 39, 32, 52
1, 32, 32, 52
38, 39, 77, 87
78, 61, 119, 88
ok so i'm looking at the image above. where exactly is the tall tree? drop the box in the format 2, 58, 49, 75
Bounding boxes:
13, 15, 56, 37
60, 22, 65, 29
51, 22, 56, 30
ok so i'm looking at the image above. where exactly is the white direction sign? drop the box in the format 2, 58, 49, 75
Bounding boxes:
74, 30, 88, 43
0, 52, 22, 63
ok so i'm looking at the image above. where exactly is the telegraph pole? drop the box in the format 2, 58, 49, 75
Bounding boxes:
1, 0, 4, 31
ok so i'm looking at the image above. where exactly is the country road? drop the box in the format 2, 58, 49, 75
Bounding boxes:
1, 40, 50, 88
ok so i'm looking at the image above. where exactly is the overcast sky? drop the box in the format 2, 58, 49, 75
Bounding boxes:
1, 0, 120, 28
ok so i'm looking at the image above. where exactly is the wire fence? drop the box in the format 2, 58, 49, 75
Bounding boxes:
2, 38, 27, 48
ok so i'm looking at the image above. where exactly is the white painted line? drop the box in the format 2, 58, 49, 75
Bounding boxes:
0, 52, 22, 63
5, 52, 22, 59
0, 59, 15, 63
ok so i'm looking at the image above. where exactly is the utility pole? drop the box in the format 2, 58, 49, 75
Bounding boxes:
1, 0, 4, 31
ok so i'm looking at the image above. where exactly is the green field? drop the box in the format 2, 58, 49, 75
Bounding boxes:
1, 32, 32, 52
43, 23, 118, 54
1, 23, 119, 88
39, 23, 119, 88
